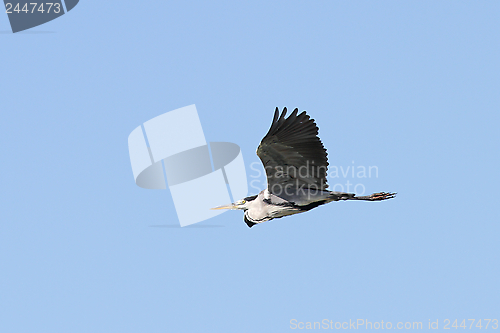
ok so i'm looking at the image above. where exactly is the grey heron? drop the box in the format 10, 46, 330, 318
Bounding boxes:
212, 107, 396, 227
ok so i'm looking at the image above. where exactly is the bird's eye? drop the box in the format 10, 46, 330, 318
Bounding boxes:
241, 200, 246, 204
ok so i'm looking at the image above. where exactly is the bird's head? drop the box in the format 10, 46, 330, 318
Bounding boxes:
211, 195, 257, 211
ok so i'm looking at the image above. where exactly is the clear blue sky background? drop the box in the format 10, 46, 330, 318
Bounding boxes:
1, 1, 499, 332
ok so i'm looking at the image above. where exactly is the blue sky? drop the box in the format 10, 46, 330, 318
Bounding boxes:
1, 1, 499, 332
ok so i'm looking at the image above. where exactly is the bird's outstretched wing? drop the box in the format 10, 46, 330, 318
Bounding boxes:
256, 107, 329, 193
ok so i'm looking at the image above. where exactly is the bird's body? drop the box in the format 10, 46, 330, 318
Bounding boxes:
213, 107, 395, 227
241, 188, 333, 227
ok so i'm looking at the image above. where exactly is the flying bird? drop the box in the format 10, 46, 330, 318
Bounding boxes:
212, 107, 395, 227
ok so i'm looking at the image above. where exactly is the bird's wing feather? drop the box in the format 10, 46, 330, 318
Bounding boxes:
256, 107, 329, 193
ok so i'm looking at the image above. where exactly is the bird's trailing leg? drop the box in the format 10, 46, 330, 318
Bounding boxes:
329, 191, 396, 201
352, 192, 396, 201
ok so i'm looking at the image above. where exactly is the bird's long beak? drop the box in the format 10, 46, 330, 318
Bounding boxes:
211, 204, 236, 210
